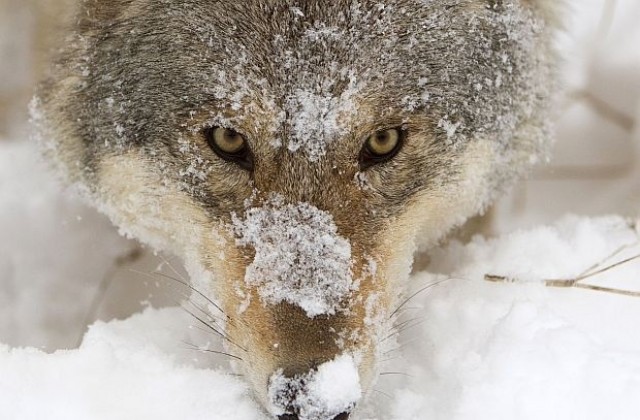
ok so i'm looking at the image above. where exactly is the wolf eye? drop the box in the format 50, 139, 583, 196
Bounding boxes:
204, 126, 253, 171
359, 128, 405, 169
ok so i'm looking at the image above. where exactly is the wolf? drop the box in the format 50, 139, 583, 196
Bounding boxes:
35, 0, 561, 419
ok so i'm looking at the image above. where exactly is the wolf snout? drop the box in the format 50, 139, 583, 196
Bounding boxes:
267, 354, 361, 420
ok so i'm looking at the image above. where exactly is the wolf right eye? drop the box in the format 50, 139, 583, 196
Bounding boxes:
359, 127, 405, 170
204, 127, 254, 171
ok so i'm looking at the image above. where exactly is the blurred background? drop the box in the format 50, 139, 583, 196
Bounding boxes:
0, 0, 638, 351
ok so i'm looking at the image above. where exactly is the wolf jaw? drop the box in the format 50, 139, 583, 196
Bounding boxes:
36, 0, 562, 418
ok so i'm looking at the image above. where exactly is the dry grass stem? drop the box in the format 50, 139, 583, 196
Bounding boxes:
485, 252, 640, 298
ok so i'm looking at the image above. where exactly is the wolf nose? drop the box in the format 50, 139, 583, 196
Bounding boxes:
277, 413, 350, 420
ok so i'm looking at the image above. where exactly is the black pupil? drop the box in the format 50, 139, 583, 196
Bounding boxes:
376, 131, 392, 146
371, 130, 397, 155
224, 130, 241, 146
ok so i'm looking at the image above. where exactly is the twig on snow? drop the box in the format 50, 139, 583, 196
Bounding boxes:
485, 252, 640, 298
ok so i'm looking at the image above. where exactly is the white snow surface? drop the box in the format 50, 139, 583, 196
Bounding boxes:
0, 308, 263, 420
2, 212, 640, 419
388, 216, 640, 420
233, 196, 355, 317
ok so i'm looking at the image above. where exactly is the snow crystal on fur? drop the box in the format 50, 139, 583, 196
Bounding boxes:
285, 85, 358, 161
232, 196, 355, 317
268, 354, 361, 420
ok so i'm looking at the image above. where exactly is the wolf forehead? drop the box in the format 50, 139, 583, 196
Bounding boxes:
67, 0, 550, 154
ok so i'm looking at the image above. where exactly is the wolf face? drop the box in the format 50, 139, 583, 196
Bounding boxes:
38, 0, 560, 418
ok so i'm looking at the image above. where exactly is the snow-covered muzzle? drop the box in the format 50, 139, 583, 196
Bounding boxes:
268, 354, 362, 420
205, 197, 396, 420
232, 197, 357, 318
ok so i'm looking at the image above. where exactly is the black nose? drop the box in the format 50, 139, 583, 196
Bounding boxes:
277, 412, 350, 420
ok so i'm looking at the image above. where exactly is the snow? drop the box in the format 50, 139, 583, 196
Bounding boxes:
430, 215, 637, 283
0, 308, 263, 420
2, 214, 640, 419
233, 196, 355, 317
268, 354, 361, 419
1, 0, 640, 419
386, 217, 640, 420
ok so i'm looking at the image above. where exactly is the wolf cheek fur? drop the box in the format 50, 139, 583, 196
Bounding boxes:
38, 0, 561, 419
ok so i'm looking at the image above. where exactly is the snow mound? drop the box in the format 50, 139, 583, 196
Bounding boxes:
385, 215, 640, 420
0, 308, 262, 420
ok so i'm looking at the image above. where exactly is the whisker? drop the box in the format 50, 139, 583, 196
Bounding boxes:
380, 371, 414, 378
197, 348, 244, 361
182, 295, 229, 326
390, 316, 425, 333
158, 254, 189, 282
133, 267, 268, 347
163, 292, 227, 330
389, 278, 451, 319
132, 268, 227, 317
394, 318, 427, 335
188, 323, 219, 336
138, 267, 265, 338
389, 305, 424, 317
181, 305, 248, 353
77, 247, 143, 347
384, 334, 426, 355
382, 345, 402, 356
135, 268, 258, 338
380, 317, 426, 344
182, 341, 244, 361
181, 305, 226, 338
181, 289, 264, 339
370, 388, 393, 400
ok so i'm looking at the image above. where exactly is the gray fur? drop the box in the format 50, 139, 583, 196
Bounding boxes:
42, 0, 557, 221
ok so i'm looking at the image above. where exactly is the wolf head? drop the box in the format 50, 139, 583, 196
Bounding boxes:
38, 0, 560, 418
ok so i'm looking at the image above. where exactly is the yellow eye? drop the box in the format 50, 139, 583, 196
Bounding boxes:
204, 126, 253, 171
366, 128, 400, 156
211, 127, 246, 154
359, 127, 404, 170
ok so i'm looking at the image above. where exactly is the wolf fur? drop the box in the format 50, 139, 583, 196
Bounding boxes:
37, 1, 561, 419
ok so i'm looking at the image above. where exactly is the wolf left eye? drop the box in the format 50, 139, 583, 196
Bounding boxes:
204, 126, 253, 171
359, 127, 405, 170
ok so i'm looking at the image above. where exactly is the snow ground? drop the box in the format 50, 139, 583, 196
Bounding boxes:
1, 0, 640, 419
1, 211, 639, 420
